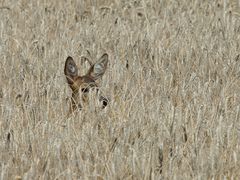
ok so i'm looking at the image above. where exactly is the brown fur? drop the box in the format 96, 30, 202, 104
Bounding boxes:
64, 54, 109, 115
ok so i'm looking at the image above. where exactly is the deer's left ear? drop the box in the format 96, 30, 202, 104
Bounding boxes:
64, 56, 78, 84
87, 53, 108, 80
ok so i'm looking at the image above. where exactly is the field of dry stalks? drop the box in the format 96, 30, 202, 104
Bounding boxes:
0, 0, 240, 179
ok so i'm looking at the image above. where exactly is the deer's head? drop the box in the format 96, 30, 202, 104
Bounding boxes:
64, 53, 109, 115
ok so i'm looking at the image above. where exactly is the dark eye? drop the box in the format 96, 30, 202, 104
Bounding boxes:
78, 104, 82, 110
81, 87, 89, 93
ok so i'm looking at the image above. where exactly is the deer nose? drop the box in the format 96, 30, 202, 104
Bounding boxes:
100, 96, 108, 109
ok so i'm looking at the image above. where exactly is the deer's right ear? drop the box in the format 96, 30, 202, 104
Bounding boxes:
64, 56, 78, 84
87, 53, 108, 80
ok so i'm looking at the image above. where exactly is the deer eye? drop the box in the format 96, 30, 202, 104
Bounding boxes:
81, 87, 89, 93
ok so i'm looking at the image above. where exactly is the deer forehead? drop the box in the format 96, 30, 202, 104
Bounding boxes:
73, 76, 98, 89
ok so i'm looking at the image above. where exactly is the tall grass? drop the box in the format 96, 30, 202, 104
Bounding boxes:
0, 0, 240, 179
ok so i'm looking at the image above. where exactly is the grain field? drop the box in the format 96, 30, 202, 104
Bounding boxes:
0, 0, 240, 179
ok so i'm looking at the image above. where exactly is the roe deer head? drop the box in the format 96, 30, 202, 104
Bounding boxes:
64, 53, 109, 115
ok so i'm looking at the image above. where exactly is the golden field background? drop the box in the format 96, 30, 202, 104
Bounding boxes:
0, 0, 240, 179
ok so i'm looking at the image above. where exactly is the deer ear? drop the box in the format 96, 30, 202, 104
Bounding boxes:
87, 53, 108, 80
64, 56, 78, 84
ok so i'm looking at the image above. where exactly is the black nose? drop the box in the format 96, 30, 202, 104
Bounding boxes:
100, 96, 108, 109
102, 99, 108, 108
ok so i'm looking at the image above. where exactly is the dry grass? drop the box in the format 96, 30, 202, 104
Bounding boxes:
0, 0, 240, 179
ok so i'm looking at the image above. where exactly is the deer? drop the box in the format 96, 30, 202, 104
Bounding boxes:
64, 53, 109, 116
